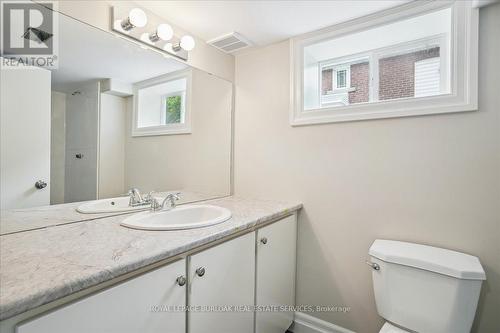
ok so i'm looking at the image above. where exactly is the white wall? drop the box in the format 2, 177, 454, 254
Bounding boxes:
233, 4, 500, 333
124, 69, 232, 198
50, 91, 66, 204
50, 1, 235, 82
98, 93, 126, 199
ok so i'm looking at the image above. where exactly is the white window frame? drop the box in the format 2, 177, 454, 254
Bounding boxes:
132, 69, 192, 137
290, 0, 478, 126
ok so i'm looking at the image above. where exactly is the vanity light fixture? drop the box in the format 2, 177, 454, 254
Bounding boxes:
112, 6, 192, 60
149, 23, 173, 43
121, 8, 147, 31
173, 35, 196, 52
163, 42, 174, 53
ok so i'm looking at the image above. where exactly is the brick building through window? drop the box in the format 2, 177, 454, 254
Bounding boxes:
320, 45, 442, 107
379, 47, 440, 100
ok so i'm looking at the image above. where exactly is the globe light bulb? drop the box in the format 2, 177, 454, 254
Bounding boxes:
156, 24, 173, 41
128, 8, 147, 28
180, 35, 195, 51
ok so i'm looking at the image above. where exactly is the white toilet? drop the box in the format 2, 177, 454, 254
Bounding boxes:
368, 239, 486, 333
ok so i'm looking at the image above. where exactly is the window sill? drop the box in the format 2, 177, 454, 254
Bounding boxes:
131, 124, 192, 137
293, 93, 478, 126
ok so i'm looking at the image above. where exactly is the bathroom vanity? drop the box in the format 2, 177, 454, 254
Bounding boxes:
0, 4, 301, 333
0, 197, 301, 333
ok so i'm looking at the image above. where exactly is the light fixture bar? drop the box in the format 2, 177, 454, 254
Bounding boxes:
111, 6, 191, 61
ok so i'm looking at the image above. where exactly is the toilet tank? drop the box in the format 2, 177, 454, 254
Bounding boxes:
369, 240, 486, 333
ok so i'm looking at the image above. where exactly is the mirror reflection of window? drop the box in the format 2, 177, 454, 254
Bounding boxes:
133, 71, 192, 136
162, 92, 184, 124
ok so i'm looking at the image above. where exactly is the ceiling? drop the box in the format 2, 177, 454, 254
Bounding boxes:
140, 1, 410, 51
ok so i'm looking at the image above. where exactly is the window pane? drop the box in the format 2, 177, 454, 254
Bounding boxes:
165, 95, 182, 124
303, 7, 451, 110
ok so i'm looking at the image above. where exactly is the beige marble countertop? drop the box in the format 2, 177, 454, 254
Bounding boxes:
0, 196, 301, 320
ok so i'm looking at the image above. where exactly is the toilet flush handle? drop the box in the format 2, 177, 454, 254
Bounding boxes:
365, 261, 380, 271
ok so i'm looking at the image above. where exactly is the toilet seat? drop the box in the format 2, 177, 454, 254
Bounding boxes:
379, 322, 411, 333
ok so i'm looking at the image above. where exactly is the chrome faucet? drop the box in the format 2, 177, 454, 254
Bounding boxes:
126, 188, 153, 207
150, 192, 181, 212
127, 188, 143, 206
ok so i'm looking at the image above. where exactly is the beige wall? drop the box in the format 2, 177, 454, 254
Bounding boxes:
234, 4, 500, 333
50, 1, 235, 82
124, 69, 232, 199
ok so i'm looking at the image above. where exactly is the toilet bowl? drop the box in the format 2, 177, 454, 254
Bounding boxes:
368, 239, 486, 333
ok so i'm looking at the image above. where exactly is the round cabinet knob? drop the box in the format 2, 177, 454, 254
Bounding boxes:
35, 180, 47, 189
260, 237, 268, 245
195, 267, 205, 277
176, 275, 186, 286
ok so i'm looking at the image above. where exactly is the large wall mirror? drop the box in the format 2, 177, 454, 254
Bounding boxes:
0, 7, 232, 228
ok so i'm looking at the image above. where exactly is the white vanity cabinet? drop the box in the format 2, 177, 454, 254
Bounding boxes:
256, 215, 297, 333
17, 259, 187, 333
13, 214, 297, 333
188, 232, 256, 333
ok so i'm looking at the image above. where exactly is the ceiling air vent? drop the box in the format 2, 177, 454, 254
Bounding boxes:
208, 32, 252, 53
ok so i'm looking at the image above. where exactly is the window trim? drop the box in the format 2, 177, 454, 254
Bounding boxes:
290, 0, 478, 126
132, 69, 192, 137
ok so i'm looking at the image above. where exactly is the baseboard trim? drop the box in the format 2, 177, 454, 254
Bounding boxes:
290, 312, 356, 333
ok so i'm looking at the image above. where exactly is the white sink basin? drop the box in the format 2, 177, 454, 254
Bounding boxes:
120, 204, 232, 231
77, 197, 149, 214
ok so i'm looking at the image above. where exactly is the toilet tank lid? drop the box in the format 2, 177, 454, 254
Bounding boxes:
369, 240, 486, 280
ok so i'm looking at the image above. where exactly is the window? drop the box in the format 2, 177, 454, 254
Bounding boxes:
336, 69, 347, 89
132, 69, 191, 136
162, 93, 184, 124
291, 1, 478, 125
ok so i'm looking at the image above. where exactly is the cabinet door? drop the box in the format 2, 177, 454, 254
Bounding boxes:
17, 259, 186, 333
256, 215, 297, 333
188, 232, 255, 333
